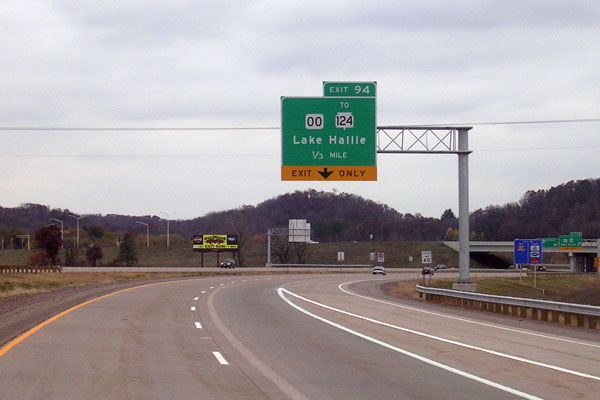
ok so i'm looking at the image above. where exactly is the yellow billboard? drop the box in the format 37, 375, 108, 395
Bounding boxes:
192, 234, 238, 250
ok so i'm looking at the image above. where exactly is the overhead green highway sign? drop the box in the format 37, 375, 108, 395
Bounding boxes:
281, 96, 376, 181
281, 81, 377, 181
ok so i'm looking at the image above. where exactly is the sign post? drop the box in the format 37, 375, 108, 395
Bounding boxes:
514, 239, 543, 287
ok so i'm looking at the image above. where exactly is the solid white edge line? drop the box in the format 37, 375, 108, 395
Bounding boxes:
277, 288, 542, 400
195, 322, 202, 329
213, 351, 229, 365
191, 306, 196, 311
338, 280, 600, 349
288, 286, 600, 382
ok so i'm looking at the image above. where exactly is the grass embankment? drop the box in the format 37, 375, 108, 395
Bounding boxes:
0, 241, 479, 269
0, 272, 198, 298
384, 275, 600, 306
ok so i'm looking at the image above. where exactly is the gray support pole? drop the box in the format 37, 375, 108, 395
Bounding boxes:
597, 239, 600, 277
457, 128, 470, 283
266, 229, 272, 267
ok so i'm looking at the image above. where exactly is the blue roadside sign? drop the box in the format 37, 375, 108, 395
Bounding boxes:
514, 239, 543, 265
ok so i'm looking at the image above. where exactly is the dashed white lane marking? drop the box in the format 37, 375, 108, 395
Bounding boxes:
195, 322, 202, 329
194, 297, 199, 301
201, 290, 206, 294
278, 288, 541, 400
191, 306, 196, 311
338, 281, 600, 349
231, 281, 235, 283
210, 286, 214, 289
213, 351, 229, 365
220, 283, 225, 286
243, 280, 247, 282
255, 278, 259, 281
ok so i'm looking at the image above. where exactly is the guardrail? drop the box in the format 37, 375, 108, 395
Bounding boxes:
268, 264, 371, 268
416, 285, 600, 330
0, 265, 62, 273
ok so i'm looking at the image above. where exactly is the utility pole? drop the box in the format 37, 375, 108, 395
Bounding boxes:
136, 221, 150, 247
69, 214, 86, 248
159, 212, 170, 247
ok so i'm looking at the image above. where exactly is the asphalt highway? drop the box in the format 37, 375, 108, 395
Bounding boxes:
0, 273, 598, 399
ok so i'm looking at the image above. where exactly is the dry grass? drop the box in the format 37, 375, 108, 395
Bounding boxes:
384, 274, 600, 306
0, 272, 199, 298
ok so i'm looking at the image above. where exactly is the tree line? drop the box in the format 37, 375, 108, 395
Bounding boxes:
1, 179, 599, 249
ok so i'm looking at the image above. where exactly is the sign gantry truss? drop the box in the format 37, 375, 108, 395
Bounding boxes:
377, 126, 472, 154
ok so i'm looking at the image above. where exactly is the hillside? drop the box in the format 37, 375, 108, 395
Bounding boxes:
1, 179, 599, 244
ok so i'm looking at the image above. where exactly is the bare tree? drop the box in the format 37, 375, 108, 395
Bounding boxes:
293, 242, 311, 264
272, 235, 292, 264
34, 225, 62, 265
63, 239, 80, 266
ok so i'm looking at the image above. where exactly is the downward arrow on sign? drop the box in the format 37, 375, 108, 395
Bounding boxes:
318, 168, 334, 179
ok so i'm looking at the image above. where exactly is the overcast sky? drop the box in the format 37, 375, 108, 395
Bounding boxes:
1, 1, 599, 222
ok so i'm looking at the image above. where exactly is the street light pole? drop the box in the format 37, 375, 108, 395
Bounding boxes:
136, 221, 149, 247
159, 212, 170, 247
50, 218, 64, 248
69, 214, 86, 248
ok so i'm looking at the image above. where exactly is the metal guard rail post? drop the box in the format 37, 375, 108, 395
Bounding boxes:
416, 285, 600, 329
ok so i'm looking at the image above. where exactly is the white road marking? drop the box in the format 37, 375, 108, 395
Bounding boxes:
194, 297, 199, 301
220, 283, 225, 286
243, 279, 247, 282
231, 281, 235, 283
284, 287, 600, 382
338, 281, 600, 349
278, 288, 542, 400
209, 286, 214, 289
194, 322, 202, 329
191, 306, 196, 311
213, 351, 229, 365
201, 290, 206, 294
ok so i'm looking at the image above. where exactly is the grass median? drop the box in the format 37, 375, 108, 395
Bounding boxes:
383, 274, 600, 306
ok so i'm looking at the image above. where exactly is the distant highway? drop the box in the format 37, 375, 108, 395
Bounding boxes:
0, 273, 598, 399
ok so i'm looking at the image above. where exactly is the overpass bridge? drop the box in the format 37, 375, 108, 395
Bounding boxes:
443, 240, 599, 272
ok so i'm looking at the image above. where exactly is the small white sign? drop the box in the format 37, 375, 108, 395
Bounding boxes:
422, 251, 432, 264
370, 252, 375, 261
338, 252, 344, 262
377, 252, 384, 263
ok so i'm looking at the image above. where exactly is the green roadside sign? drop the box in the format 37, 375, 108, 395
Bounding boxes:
559, 233, 582, 249
540, 238, 559, 248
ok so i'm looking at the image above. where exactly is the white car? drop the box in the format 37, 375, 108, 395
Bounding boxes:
372, 266, 386, 275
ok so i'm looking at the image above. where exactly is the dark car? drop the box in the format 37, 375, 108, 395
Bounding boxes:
219, 259, 236, 269
421, 266, 433, 275
535, 265, 547, 272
